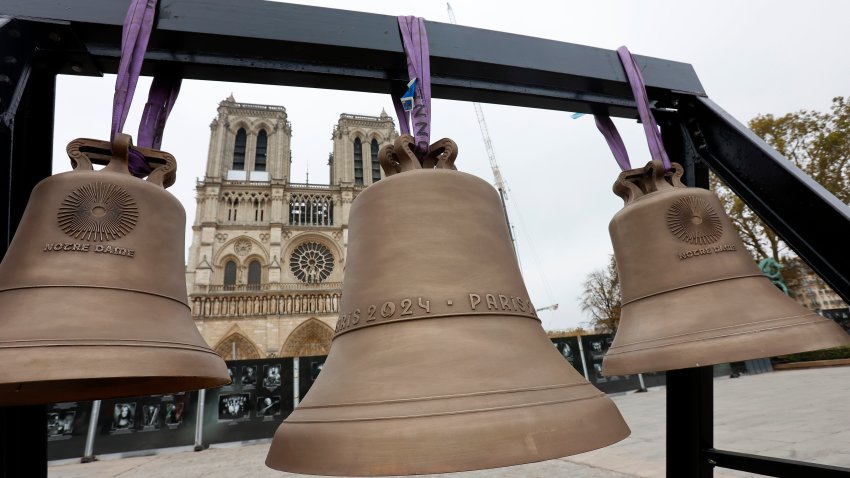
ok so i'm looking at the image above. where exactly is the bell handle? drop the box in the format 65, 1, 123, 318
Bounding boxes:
667, 162, 685, 187
645, 160, 685, 192
613, 161, 687, 205
613, 168, 647, 205
394, 135, 422, 172
135, 145, 177, 188
378, 143, 401, 177
66, 139, 95, 171
103, 133, 133, 176
430, 138, 458, 170
66, 136, 177, 189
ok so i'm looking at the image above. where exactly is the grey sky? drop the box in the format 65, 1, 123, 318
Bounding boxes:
49, 0, 850, 331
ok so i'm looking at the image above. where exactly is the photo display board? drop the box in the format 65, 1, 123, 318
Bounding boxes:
579, 333, 666, 393
298, 355, 326, 400
47, 401, 93, 461
203, 357, 294, 445
549, 336, 584, 375
93, 392, 198, 455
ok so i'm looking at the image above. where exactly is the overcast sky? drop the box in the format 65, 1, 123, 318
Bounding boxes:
50, 0, 850, 331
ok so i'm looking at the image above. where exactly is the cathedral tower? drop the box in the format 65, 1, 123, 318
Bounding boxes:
187, 97, 396, 359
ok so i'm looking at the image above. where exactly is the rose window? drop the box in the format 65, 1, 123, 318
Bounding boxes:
290, 242, 334, 283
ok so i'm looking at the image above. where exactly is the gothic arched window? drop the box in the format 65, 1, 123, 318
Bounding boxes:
371, 138, 381, 183
247, 260, 261, 289
224, 260, 237, 288
233, 128, 247, 170
353, 137, 363, 185
255, 129, 267, 172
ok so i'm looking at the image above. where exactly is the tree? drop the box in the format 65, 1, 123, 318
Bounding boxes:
712, 96, 850, 262
578, 255, 621, 333
547, 327, 589, 338
712, 96, 850, 300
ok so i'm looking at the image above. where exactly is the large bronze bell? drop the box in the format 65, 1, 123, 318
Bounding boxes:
603, 160, 850, 376
266, 136, 629, 476
0, 134, 230, 406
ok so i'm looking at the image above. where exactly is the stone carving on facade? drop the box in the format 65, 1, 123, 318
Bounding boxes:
215, 233, 228, 243
192, 292, 340, 318
259, 233, 270, 243
214, 331, 262, 360
234, 238, 252, 256
280, 318, 334, 357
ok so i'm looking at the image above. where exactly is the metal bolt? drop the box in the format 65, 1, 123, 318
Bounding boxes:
70, 63, 83, 73
0, 74, 10, 84
48, 31, 62, 42
707, 459, 716, 465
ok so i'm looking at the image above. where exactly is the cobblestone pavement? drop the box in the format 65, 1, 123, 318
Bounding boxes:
49, 367, 850, 478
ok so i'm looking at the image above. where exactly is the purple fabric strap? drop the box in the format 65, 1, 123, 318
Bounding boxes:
594, 115, 631, 171
393, 16, 432, 160
593, 46, 672, 171
111, 0, 181, 177
137, 75, 182, 150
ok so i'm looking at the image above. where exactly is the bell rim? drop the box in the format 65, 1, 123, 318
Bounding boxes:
0, 344, 231, 406
266, 393, 630, 476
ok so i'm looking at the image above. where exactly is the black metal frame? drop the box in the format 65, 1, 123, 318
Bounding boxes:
1, 1, 848, 477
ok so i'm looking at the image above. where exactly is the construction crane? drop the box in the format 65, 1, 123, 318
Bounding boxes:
535, 304, 559, 313
447, 3, 515, 250
447, 3, 559, 328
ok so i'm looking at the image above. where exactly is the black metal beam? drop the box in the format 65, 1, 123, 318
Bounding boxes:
0, 18, 56, 478
0, 405, 47, 478
665, 368, 714, 477
677, 96, 850, 303
664, 144, 714, 478
4, 0, 704, 118
706, 449, 850, 478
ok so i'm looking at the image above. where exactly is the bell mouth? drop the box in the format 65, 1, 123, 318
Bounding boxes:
0, 375, 229, 407
0, 287, 230, 406
267, 317, 630, 476
603, 275, 850, 375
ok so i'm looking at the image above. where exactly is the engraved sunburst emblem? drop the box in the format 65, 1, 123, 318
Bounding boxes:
666, 196, 723, 245
57, 183, 138, 241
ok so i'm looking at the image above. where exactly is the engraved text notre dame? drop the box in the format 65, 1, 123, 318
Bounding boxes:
678, 244, 735, 261
43, 242, 136, 258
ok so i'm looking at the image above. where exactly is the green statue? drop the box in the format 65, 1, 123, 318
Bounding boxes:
758, 257, 789, 295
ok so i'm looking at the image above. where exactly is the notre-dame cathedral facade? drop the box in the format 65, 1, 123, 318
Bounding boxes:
186, 96, 397, 359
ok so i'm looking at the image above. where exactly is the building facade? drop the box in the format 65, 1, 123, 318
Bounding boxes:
186, 96, 397, 359
793, 269, 848, 312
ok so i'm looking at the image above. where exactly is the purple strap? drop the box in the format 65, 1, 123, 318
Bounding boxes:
137, 75, 182, 150
112, 0, 157, 142
393, 16, 432, 161
594, 115, 631, 171
111, 0, 181, 177
594, 46, 672, 171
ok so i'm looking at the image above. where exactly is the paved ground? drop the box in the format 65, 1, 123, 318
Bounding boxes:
49, 367, 850, 478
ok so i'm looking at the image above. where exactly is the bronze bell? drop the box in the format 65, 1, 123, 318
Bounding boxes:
0, 134, 230, 406
266, 136, 629, 476
603, 160, 850, 376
